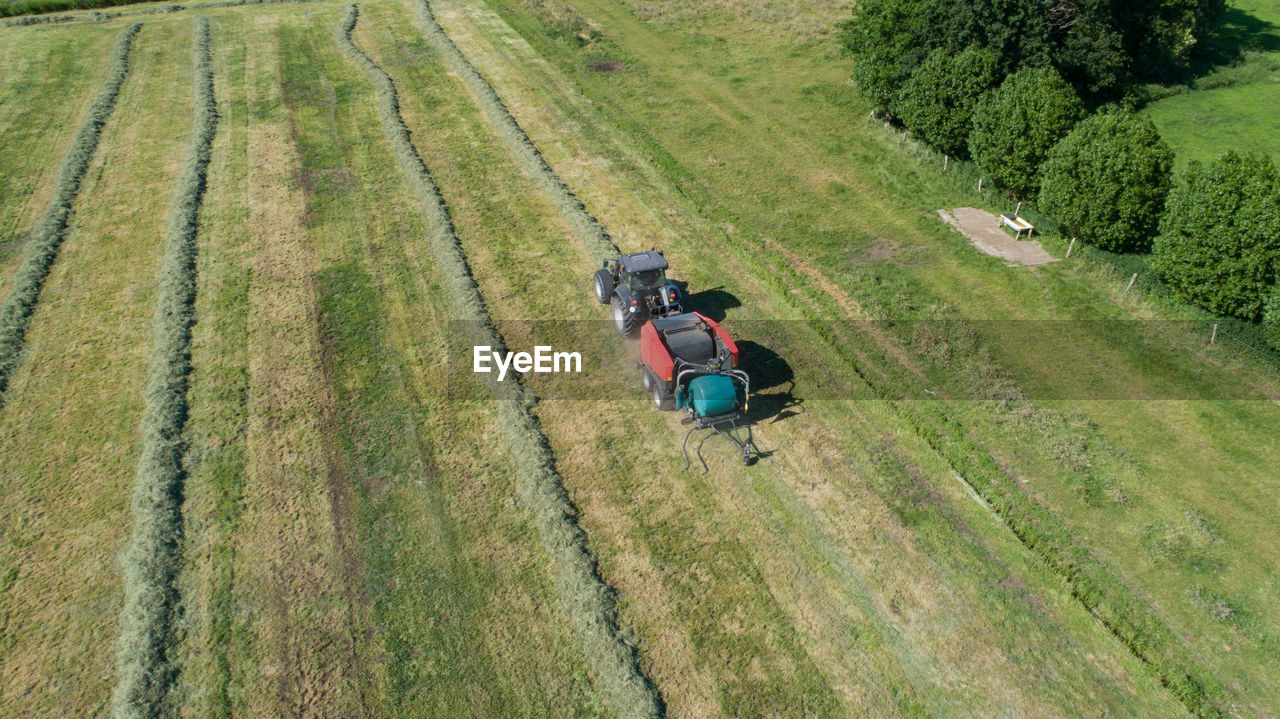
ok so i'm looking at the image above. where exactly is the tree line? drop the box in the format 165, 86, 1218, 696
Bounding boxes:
840, 0, 1280, 350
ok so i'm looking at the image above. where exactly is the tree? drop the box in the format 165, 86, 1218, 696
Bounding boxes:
1039, 111, 1174, 252
895, 46, 1000, 157
1152, 152, 1280, 321
837, 0, 931, 112
968, 67, 1086, 198
839, 0, 1225, 107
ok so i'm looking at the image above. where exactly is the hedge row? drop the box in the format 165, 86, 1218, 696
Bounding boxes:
411, 0, 619, 265
110, 17, 216, 719
0, 0, 142, 19
335, 8, 662, 718
2, 0, 321, 27
0, 22, 141, 406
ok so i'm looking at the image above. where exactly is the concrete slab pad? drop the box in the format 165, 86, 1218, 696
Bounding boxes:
938, 207, 1059, 268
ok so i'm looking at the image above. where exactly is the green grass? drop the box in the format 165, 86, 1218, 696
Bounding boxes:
1142, 0, 1280, 167
0, 21, 117, 284
0, 0, 1275, 715
275, 5, 614, 714
170, 11, 252, 716
463, 0, 1280, 714
0, 22, 139, 398
112, 17, 214, 717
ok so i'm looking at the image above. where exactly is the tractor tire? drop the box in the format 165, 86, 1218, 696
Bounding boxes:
642, 369, 655, 392
593, 268, 614, 304
652, 385, 675, 411
612, 295, 639, 337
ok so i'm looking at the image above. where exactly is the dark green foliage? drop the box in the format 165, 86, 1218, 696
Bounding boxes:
0, 22, 140, 406
1152, 152, 1280, 321
837, 0, 930, 112
1263, 287, 1280, 351
1039, 111, 1174, 253
1, 0, 323, 26
0, 0, 142, 19
895, 45, 998, 157
111, 18, 217, 719
969, 66, 1085, 198
837, 0, 1227, 106
337, 7, 662, 717
1117, 0, 1228, 81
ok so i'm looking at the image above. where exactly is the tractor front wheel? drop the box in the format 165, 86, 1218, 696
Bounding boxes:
612, 296, 639, 336
593, 268, 613, 305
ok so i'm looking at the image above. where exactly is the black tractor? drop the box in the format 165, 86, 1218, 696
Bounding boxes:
593, 249, 683, 335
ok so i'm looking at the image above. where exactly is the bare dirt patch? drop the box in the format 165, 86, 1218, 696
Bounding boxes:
591, 60, 626, 72
861, 236, 897, 262
938, 207, 1059, 268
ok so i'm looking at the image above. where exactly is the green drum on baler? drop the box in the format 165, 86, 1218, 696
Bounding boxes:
685, 374, 738, 418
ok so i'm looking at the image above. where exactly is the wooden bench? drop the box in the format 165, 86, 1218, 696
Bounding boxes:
999, 213, 1034, 239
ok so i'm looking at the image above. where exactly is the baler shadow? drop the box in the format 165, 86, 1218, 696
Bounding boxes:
736, 339, 802, 424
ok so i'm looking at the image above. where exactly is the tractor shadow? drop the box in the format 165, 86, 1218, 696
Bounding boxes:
672, 281, 740, 322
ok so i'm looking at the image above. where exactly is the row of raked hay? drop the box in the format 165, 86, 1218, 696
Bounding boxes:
110, 17, 217, 719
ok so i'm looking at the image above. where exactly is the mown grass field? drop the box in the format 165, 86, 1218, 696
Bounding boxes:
0, 0, 1275, 717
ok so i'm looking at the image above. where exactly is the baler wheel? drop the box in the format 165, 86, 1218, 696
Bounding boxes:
652, 386, 675, 411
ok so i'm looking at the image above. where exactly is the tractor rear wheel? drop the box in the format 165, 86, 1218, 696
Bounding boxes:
593, 268, 613, 304
612, 295, 639, 336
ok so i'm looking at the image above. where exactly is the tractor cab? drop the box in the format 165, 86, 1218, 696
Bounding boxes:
593, 250, 683, 335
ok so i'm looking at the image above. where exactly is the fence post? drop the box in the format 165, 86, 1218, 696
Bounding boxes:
1066, 237, 1076, 258
978, 178, 983, 193
1210, 323, 1219, 345
943, 155, 949, 172
1124, 273, 1138, 293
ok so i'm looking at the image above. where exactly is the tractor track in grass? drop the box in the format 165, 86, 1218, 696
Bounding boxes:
0, 21, 140, 407
231, 17, 367, 715
424, 3, 1232, 716
335, 6, 662, 718
110, 17, 216, 718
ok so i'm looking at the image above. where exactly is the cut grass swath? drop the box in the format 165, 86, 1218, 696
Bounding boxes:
0, 21, 141, 407
412, 0, 619, 264
335, 7, 662, 718
110, 16, 216, 719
